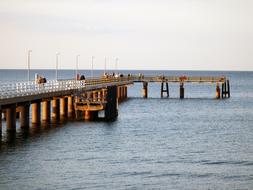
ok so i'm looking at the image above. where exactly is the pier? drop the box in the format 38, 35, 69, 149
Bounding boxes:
0, 75, 230, 136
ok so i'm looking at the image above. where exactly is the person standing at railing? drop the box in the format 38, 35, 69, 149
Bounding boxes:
80, 75, 85, 80
79, 75, 85, 87
76, 73, 80, 80
36, 75, 47, 88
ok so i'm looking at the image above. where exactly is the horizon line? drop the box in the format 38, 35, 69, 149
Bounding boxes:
0, 68, 252, 72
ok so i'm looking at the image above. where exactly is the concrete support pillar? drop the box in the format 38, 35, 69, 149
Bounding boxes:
42, 100, 51, 122
0, 110, 2, 136
19, 103, 30, 128
68, 96, 74, 118
60, 97, 68, 118
3, 111, 6, 121
84, 111, 91, 120
92, 111, 98, 120
86, 92, 92, 102
75, 110, 82, 120
227, 80, 230, 98
105, 86, 118, 120
52, 98, 60, 122
32, 102, 41, 124
6, 104, 16, 132
93, 91, 98, 102
124, 86, 127, 99
84, 111, 98, 121
180, 83, 184, 99
117, 87, 121, 101
121, 86, 125, 100
161, 82, 169, 98
121, 87, 124, 100
216, 83, 221, 99
16, 111, 20, 119
142, 82, 148, 98
125, 86, 128, 98
224, 81, 227, 97
102, 89, 107, 102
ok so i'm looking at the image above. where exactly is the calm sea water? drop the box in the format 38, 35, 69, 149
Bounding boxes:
0, 70, 253, 190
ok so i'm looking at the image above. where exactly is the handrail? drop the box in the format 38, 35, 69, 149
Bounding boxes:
0, 77, 130, 99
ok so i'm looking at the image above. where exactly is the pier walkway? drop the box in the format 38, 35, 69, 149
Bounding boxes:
0, 75, 230, 135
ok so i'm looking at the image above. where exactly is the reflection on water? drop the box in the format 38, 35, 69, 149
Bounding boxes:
1, 122, 61, 148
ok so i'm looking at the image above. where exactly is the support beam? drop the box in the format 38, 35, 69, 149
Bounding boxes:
60, 97, 68, 118
227, 80, 230, 98
142, 82, 148, 98
221, 83, 224, 98
180, 83, 184, 99
19, 103, 30, 128
216, 83, 220, 99
32, 102, 41, 125
6, 104, 16, 132
224, 80, 227, 98
42, 100, 51, 122
52, 98, 60, 122
166, 83, 169, 97
161, 82, 169, 98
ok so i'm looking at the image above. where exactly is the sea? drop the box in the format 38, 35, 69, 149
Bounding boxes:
0, 69, 253, 190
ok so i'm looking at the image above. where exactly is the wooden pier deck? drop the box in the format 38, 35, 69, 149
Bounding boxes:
0, 74, 230, 136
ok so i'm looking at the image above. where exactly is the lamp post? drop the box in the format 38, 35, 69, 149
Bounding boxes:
91, 56, 94, 78
115, 57, 118, 74
56, 52, 60, 80
76, 54, 80, 80
27, 50, 32, 81
104, 57, 107, 74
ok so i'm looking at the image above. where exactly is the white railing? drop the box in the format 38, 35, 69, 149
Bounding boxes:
0, 77, 129, 99
0, 75, 226, 100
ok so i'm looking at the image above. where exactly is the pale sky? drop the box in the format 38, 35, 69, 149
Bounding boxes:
0, 0, 252, 70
